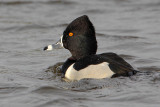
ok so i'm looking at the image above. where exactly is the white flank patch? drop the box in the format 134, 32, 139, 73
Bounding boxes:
65, 62, 115, 81
46, 45, 53, 50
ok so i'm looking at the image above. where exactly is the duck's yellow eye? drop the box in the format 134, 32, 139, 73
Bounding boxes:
69, 32, 74, 36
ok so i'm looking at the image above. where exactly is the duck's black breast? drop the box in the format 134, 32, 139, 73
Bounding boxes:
61, 57, 76, 75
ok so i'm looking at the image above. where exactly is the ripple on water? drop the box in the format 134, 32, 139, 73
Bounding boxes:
0, 0, 76, 6
0, 1, 32, 5
96, 33, 145, 40
0, 23, 68, 32
0, 84, 28, 99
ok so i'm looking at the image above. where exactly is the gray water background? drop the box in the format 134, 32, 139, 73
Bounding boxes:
0, 0, 160, 107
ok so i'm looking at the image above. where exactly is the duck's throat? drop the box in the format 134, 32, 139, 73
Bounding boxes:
70, 50, 94, 60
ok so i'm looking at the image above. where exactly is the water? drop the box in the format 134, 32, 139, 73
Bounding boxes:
0, 0, 160, 107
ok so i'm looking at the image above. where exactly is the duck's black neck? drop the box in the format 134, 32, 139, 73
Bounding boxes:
70, 37, 97, 60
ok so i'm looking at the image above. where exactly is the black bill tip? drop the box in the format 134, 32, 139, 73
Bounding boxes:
43, 46, 48, 51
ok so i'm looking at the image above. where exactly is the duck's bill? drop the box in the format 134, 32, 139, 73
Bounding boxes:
43, 36, 63, 51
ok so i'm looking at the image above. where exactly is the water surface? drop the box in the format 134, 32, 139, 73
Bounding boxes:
0, 0, 160, 107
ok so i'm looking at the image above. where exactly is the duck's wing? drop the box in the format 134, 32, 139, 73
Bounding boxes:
99, 52, 133, 69
99, 52, 137, 77
73, 53, 137, 77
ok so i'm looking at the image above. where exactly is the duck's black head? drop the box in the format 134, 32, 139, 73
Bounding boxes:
43, 15, 97, 60
62, 15, 97, 60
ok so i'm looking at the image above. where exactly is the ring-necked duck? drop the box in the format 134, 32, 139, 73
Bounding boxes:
44, 15, 138, 81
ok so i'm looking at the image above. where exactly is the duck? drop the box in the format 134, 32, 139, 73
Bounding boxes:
44, 15, 138, 81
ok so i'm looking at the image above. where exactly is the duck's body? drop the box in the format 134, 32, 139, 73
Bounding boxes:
62, 55, 115, 81
44, 15, 137, 81
62, 53, 136, 81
